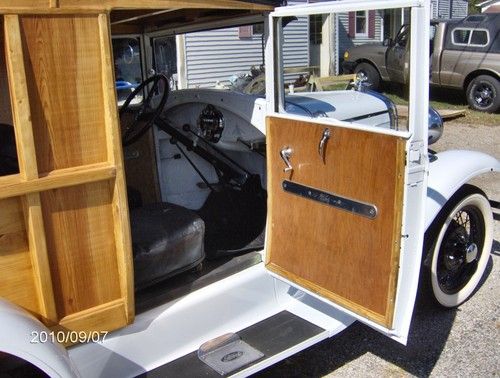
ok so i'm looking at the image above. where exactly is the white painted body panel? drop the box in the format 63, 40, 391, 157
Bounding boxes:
0, 299, 78, 377
425, 150, 500, 229
68, 264, 354, 377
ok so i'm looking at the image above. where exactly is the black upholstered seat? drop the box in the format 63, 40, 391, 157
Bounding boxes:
130, 202, 205, 290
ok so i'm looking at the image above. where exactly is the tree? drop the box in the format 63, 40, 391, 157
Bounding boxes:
468, 0, 480, 14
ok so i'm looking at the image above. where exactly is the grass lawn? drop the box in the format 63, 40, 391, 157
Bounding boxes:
382, 84, 500, 126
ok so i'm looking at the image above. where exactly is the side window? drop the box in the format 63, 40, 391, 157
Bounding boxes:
452, 29, 471, 45
470, 30, 488, 46
112, 37, 143, 105
153, 36, 177, 90
452, 28, 489, 47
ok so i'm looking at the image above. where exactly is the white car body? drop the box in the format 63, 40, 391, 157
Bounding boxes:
0, 0, 498, 377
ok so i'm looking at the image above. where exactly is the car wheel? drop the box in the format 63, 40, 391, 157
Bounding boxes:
466, 75, 500, 113
354, 62, 381, 91
424, 185, 493, 308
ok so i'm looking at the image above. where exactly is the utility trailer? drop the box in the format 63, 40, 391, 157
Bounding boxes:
0, 0, 497, 376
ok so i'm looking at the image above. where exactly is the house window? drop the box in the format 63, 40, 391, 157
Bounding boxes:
253, 23, 264, 35
452, 28, 489, 47
239, 23, 263, 38
348, 10, 374, 39
355, 10, 368, 36
309, 14, 323, 44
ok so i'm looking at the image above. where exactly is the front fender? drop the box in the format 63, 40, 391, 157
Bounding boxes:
0, 299, 79, 377
425, 150, 500, 230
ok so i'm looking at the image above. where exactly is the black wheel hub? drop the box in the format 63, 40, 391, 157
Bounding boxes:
437, 206, 485, 294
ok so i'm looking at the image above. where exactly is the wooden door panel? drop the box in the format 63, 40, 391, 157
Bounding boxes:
266, 116, 405, 326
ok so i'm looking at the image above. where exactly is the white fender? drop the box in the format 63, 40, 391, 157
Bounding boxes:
425, 150, 500, 230
0, 299, 79, 377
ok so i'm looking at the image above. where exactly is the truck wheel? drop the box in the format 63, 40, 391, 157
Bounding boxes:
466, 75, 500, 113
354, 62, 381, 91
422, 185, 493, 308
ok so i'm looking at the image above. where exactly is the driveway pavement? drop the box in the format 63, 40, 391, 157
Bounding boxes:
257, 120, 499, 377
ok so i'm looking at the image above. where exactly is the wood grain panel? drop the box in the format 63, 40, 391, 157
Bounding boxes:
19, 15, 107, 172
266, 116, 405, 327
0, 197, 39, 314
40, 181, 122, 317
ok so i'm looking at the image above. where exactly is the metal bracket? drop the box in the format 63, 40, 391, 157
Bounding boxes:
282, 180, 378, 219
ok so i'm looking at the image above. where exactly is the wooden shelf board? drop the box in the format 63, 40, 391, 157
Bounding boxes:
0, 163, 116, 200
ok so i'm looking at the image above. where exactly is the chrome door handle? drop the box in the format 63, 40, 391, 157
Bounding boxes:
280, 146, 293, 173
318, 128, 331, 163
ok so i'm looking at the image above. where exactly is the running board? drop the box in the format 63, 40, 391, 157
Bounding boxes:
140, 311, 326, 377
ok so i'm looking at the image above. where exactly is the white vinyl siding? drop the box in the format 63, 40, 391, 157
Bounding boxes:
436, 0, 467, 19
184, 0, 308, 88
184, 28, 265, 88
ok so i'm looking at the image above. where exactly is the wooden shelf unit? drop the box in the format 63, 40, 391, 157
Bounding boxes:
0, 13, 134, 334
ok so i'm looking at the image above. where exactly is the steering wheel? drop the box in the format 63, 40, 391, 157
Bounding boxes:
120, 74, 169, 146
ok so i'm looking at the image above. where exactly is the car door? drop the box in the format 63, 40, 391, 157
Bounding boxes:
266, 115, 408, 328
386, 24, 410, 84
264, 3, 429, 342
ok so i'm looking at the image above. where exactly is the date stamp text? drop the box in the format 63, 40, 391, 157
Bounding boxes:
30, 330, 108, 344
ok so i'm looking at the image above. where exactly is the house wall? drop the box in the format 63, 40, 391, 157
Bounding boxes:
450, 0, 468, 18
183, 0, 308, 88
436, 0, 468, 19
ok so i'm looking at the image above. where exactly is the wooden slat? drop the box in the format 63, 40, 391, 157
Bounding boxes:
265, 116, 405, 327
52, 299, 127, 346
98, 13, 135, 323
309, 74, 356, 91
0, 0, 274, 13
58, 0, 274, 11
0, 19, 12, 125
4, 15, 38, 180
4, 14, 58, 322
0, 163, 116, 200
21, 195, 58, 324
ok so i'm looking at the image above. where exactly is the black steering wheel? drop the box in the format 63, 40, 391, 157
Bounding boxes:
120, 74, 169, 146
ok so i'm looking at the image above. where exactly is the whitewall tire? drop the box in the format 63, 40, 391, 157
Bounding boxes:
427, 186, 493, 308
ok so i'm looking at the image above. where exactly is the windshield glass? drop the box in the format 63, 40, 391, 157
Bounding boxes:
113, 37, 143, 105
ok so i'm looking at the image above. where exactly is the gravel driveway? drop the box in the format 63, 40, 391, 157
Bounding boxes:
257, 120, 499, 378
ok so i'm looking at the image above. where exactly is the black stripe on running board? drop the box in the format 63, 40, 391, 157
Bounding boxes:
138, 311, 325, 377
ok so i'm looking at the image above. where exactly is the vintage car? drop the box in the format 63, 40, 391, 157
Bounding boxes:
0, 0, 498, 376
